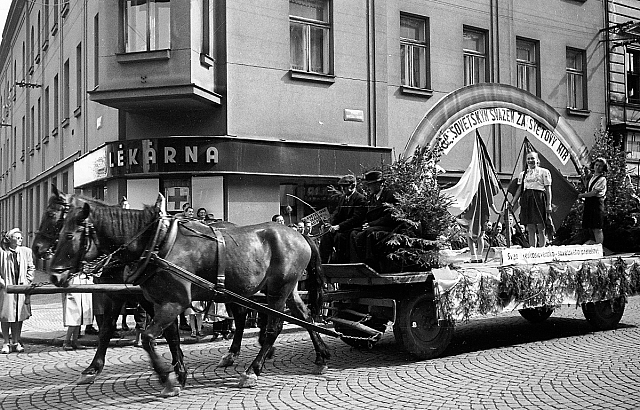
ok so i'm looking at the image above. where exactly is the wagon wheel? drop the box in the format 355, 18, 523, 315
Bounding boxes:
518, 306, 554, 323
581, 297, 626, 330
395, 293, 453, 359
333, 311, 387, 349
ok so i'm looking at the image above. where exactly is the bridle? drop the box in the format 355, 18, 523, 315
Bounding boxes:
35, 199, 70, 257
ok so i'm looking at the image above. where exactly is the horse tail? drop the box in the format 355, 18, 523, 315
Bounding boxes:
302, 234, 325, 317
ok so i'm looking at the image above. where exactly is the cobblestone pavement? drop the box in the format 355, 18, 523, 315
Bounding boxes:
1, 284, 639, 409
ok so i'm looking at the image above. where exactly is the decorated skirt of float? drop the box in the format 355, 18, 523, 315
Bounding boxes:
432, 244, 640, 322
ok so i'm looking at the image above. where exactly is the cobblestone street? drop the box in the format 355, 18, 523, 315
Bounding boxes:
1, 285, 639, 409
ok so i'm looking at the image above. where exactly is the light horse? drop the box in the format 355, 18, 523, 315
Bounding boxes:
32, 187, 188, 389
48, 195, 330, 393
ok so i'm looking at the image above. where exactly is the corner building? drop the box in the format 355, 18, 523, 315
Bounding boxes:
0, 0, 606, 251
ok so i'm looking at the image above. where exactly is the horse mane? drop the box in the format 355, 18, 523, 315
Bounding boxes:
88, 202, 159, 246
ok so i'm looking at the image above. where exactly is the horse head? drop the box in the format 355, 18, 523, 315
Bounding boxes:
32, 185, 70, 260
49, 194, 166, 287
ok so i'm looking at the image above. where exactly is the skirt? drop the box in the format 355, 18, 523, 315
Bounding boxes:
582, 196, 604, 229
519, 189, 547, 225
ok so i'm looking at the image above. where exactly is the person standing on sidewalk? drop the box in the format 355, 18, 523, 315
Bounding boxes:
0, 228, 35, 354
62, 272, 93, 350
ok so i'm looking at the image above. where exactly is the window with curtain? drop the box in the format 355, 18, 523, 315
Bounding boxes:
517, 38, 538, 96
567, 48, 587, 109
463, 28, 487, 85
124, 0, 171, 53
400, 14, 429, 89
289, 0, 331, 74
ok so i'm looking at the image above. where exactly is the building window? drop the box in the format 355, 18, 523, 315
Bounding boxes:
516, 38, 538, 96
124, 0, 171, 53
44, 86, 50, 140
202, 0, 213, 56
567, 48, 587, 109
463, 27, 487, 86
53, 0, 58, 29
400, 14, 429, 89
94, 13, 99, 87
53, 74, 59, 131
289, 0, 331, 75
626, 48, 640, 104
76, 43, 82, 112
63, 60, 69, 121
43, 0, 49, 39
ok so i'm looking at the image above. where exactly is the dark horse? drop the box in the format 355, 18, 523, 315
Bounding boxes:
31, 187, 187, 392
48, 194, 330, 392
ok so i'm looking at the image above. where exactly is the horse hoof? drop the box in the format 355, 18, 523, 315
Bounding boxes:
313, 364, 328, 375
217, 353, 235, 368
159, 373, 181, 397
77, 373, 97, 385
238, 373, 258, 388
160, 386, 181, 397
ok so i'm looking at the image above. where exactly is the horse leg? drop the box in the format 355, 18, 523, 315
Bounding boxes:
77, 295, 125, 385
140, 298, 187, 388
286, 289, 331, 374
256, 310, 275, 360
238, 298, 285, 388
141, 302, 185, 397
218, 303, 247, 368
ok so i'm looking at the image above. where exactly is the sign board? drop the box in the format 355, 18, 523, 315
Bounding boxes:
301, 207, 330, 227
165, 187, 190, 212
501, 244, 603, 266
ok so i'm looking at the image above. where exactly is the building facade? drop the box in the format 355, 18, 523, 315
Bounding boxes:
604, 0, 640, 184
0, 0, 606, 246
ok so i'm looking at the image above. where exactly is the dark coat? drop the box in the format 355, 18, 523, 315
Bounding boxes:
364, 187, 398, 228
331, 191, 367, 231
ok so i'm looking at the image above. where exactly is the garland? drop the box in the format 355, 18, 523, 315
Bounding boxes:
440, 257, 640, 323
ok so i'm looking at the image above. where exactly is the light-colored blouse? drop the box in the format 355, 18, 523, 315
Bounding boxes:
518, 167, 552, 191
587, 174, 607, 198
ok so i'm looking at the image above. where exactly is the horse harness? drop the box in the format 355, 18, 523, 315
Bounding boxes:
76, 215, 228, 294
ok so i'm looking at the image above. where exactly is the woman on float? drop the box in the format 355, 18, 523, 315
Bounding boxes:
511, 151, 552, 247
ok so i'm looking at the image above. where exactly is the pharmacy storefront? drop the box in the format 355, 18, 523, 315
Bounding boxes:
73, 136, 391, 226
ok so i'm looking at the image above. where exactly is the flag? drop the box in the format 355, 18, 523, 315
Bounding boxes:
442, 131, 500, 238
507, 139, 579, 231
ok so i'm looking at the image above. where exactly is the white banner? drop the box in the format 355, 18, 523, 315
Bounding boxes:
501, 244, 603, 266
437, 108, 571, 165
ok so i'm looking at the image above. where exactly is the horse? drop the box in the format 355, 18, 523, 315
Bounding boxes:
47, 194, 330, 392
32, 187, 188, 390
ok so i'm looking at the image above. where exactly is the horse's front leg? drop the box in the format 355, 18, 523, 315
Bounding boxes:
141, 302, 185, 397
77, 295, 125, 385
218, 303, 247, 368
140, 299, 187, 388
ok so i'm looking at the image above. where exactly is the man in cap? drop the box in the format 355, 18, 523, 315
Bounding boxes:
319, 174, 366, 263
350, 170, 399, 270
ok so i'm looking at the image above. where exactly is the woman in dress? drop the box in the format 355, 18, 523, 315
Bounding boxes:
578, 157, 608, 244
511, 151, 553, 247
0, 228, 35, 354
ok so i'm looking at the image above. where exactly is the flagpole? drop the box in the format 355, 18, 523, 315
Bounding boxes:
475, 134, 530, 256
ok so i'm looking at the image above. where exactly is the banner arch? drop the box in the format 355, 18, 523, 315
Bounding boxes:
403, 83, 590, 173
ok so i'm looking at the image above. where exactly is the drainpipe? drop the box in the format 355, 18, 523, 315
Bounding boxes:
366, 0, 377, 147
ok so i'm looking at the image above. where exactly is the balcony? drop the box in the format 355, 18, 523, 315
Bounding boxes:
89, 50, 221, 112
